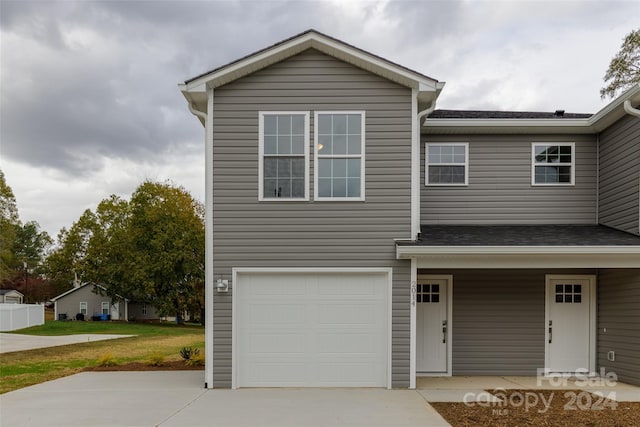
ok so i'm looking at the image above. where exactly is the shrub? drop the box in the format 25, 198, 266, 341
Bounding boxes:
179, 346, 200, 361
185, 353, 205, 366
96, 353, 117, 367
147, 351, 165, 366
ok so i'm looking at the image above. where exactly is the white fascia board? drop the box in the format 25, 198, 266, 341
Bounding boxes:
183, 32, 438, 93
397, 245, 640, 257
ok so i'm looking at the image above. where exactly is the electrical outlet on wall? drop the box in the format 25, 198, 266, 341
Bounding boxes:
607, 351, 615, 362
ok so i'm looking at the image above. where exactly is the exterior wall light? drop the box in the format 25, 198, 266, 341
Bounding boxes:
216, 279, 229, 293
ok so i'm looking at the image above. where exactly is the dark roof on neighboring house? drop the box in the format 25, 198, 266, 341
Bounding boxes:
397, 225, 640, 246
429, 110, 593, 119
0, 289, 22, 295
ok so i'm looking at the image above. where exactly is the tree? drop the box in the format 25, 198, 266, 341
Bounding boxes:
601, 29, 640, 99
0, 170, 19, 280
45, 181, 205, 320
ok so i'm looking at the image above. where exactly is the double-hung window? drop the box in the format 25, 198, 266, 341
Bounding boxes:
259, 112, 310, 200
425, 143, 468, 185
314, 112, 365, 200
80, 302, 87, 316
101, 302, 109, 315
532, 143, 574, 185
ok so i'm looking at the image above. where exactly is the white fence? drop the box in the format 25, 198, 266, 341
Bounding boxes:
0, 304, 45, 332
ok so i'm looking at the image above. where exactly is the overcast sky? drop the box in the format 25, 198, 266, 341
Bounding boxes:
1, 0, 638, 239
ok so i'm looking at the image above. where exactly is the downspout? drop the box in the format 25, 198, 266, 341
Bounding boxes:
186, 94, 214, 389
624, 100, 640, 118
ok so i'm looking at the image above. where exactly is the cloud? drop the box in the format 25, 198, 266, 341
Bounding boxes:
0, 0, 638, 236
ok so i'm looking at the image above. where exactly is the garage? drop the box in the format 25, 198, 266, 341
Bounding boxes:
233, 269, 391, 388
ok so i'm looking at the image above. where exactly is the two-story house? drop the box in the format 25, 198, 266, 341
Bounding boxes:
180, 30, 640, 390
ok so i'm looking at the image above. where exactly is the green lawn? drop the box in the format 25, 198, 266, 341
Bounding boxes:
0, 321, 204, 394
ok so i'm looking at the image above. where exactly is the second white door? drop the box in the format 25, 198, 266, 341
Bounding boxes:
417, 277, 449, 373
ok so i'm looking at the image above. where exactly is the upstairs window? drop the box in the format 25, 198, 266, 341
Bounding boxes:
314, 112, 365, 201
425, 143, 468, 186
532, 143, 574, 185
259, 112, 310, 201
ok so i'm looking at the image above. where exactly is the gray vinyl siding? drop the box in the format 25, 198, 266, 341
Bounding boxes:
127, 302, 160, 321
54, 285, 124, 320
422, 269, 595, 375
212, 49, 413, 388
421, 135, 597, 224
597, 269, 640, 386
598, 115, 640, 235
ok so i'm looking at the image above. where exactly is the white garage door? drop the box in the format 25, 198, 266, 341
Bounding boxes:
234, 271, 390, 388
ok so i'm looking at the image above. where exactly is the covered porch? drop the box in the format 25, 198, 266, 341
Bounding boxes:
396, 225, 640, 388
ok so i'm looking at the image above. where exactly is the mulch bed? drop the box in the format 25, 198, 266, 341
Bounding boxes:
432, 389, 640, 427
84, 360, 204, 372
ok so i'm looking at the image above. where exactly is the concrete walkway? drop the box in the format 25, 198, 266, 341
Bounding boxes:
0, 333, 134, 353
0, 372, 452, 427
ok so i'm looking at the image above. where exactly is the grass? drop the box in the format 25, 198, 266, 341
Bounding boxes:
0, 321, 204, 394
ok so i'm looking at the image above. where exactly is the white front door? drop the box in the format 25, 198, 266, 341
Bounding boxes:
546, 276, 595, 374
417, 277, 449, 373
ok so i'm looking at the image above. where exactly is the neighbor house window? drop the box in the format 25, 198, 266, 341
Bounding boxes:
259, 112, 310, 200
101, 302, 109, 315
80, 302, 87, 315
142, 303, 147, 315
314, 112, 365, 200
425, 143, 468, 185
532, 143, 575, 185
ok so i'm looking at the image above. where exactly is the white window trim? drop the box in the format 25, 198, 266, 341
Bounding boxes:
258, 111, 310, 201
314, 111, 366, 201
424, 142, 469, 186
80, 302, 87, 315
531, 142, 575, 186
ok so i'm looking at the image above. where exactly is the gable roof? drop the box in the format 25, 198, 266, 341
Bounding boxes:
50, 283, 127, 302
180, 29, 444, 114
0, 289, 23, 296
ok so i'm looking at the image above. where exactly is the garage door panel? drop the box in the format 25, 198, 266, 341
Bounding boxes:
236, 271, 389, 388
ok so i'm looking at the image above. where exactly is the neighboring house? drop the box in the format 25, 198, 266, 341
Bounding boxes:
0, 289, 24, 304
127, 301, 161, 322
51, 283, 127, 321
180, 30, 640, 389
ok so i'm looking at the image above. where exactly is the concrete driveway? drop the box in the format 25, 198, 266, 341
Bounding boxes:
0, 333, 134, 353
0, 371, 451, 427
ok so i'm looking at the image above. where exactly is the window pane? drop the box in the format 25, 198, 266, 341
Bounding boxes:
318, 178, 331, 197
441, 145, 454, 163
264, 179, 277, 197
564, 284, 572, 292
347, 114, 361, 134
428, 146, 442, 163
333, 115, 347, 134
291, 158, 305, 178
556, 294, 563, 303
333, 158, 347, 178
565, 295, 573, 303
291, 179, 305, 198
454, 146, 466, 163
432, 284, 440, 292
348, 135, 361, 154
318, 159, 331, 178
347, 159, 361, 178
318, 135, 331, 154
278, 115, 291, 134
279, 178, 291, 198
333, 135, 347, 154
292, 136, 304, 155
535, 166, 571, 183
555, 284, 563, 293
429, 165, 465, 184
264, 136, 277, 155
277, 158, 291, 178
573, 294, 582, 303
291, 115, 304, 135
278, 136, 291, 155
573, 284, 582, 293
347, 178, 360, 197
318, 115, 332, 134
264, 116, 277, 135
264, 158, 277, 178
432, 294, 439, 303
333, 178, 347, 197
